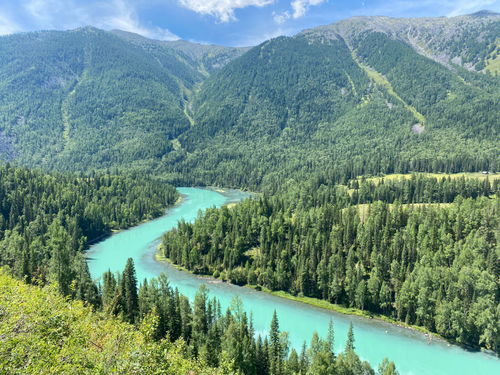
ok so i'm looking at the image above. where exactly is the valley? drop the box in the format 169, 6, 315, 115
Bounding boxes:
0, 9, 498, 375
86, 187, 500, 375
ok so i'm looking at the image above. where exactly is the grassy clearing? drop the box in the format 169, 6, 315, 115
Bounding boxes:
345, 202, 453, 222
485, 38, 500, 75
155, 250, 194, 275
351, 51, 426, 124
360, 172, 499, 184
171, 138, 182, 151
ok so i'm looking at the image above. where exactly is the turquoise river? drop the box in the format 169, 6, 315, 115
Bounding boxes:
87, 187, 499, 375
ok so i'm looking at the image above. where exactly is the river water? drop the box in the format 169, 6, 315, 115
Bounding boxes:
86, 187, 499, 375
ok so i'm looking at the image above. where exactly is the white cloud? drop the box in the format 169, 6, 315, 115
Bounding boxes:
273, 0, 327, 24
20, 0, 179, 40
101, 0, 179, 40
178, 0, 274, 22
0, 14, 21, 35
349, 0, 499, 19
291, 0, 327, 18
273, 10, 290, 24
236, 26, 290, 46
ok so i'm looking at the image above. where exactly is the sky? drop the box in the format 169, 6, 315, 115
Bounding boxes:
0, 0, 499, 46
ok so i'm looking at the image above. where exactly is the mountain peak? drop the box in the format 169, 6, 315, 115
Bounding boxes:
468, 10, 499, 17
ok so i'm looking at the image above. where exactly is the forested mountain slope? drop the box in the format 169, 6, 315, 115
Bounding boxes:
319, 10, 500, 72
169, 12, 499, 190
0, 27, 243, 172
0, 13, 498, 190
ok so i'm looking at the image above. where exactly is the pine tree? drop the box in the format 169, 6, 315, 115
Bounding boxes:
121, 258, 139, 323
327, 319, 335, 356
378, 358, 400, 375
47, 219, 73, 296
102, 270, 117, 313
269, 310, 282, 375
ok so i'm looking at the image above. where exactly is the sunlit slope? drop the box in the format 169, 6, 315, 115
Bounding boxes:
166, 14, 499, 188
0, 27, 241, 172
0, 269, 223, 375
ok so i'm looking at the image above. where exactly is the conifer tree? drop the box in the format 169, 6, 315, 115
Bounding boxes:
121, 258, 139, 323
269, 310, 282, 375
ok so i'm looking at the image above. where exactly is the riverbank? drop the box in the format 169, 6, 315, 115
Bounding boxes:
156, 245, 497, 355
154, 249, 450, 345
89, 187, 500, 374
250, 286, 441, 339
204, 186, 256, 205
86, 192, 184, 248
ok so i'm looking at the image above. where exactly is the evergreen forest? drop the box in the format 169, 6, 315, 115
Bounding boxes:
0, 10, 499, 375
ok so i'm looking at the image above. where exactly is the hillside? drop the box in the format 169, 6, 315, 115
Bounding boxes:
0, 13, 498, 189
168, 12, 499, 190
317, 10, 500, 72
0, 27, 243, 172
0, 268, 224, 375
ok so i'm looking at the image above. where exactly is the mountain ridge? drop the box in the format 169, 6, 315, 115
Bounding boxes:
0, 12, 498, 189
301, 11, 500, 72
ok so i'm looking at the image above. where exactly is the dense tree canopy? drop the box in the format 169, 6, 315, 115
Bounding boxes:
162, 175, 499, 351
0, 164, 177, 299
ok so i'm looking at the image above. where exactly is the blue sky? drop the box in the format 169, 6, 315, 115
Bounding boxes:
0, 0, 499, 46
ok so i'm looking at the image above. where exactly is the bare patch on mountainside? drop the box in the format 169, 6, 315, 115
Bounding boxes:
411, 124, 425, 134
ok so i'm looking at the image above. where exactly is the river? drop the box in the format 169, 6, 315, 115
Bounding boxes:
86, 187, 499, 375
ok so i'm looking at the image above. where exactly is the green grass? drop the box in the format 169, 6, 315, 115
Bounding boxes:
351, 51, 426, 124
361, 172, 500, 184
485, 38, 500, 75
347, 202, 453, 222
171, 138, 182, 151
249, 285, 441, 340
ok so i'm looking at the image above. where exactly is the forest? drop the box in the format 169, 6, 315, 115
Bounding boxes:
0, 164, 399, 374
162, 174, 499, 351
0, 11, 498, 374
0, 164, 177, 299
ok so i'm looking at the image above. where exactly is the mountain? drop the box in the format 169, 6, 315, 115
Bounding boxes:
316, 10, 500, 72
0, 13, 498, 189
0, 27, 244, 171
169, 12, 499, 189
111, 30, 250, 75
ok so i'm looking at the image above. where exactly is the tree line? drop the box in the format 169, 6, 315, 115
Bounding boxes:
161, 175, 499, 351
0, 164, 177, 299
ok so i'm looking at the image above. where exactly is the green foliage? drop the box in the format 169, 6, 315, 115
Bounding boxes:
0, 268, 226, 375
0, 28, 227, 172
162, 176, 499, 351
120, 257, 139, 323
113, 268, 396, 375
0, 164, 177, 299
